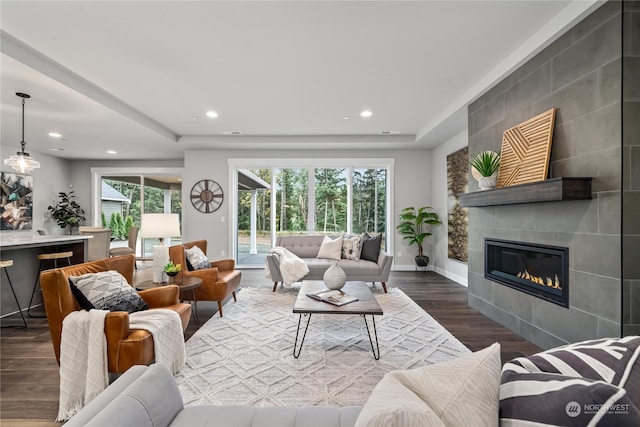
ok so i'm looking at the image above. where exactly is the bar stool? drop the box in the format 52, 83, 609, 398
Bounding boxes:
28, 251, 73, 318
1, 260, 27, 328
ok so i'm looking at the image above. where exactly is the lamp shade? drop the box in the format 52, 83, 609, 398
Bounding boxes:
140, 213, 181, 239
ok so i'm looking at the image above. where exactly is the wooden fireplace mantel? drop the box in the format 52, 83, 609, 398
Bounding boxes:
459, 177, 592, 207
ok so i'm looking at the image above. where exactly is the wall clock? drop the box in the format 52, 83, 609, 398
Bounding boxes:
190, 179, 224, 213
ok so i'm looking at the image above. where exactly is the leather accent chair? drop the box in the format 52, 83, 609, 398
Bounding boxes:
40, 254, 191, 374
168, 240, 241, 317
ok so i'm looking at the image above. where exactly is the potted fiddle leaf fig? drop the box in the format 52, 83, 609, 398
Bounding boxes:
397, 206, 442, 267
470, 150, 500, 190
47, 191, 86, 234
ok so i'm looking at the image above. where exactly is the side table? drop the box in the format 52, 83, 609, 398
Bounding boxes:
135, 276, 202, 325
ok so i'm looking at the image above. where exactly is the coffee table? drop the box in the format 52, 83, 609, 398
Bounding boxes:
293, 281, 383, 359
135, 276, 202, 325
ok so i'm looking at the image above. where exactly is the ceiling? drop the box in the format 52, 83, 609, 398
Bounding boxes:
0, 1, 602, 160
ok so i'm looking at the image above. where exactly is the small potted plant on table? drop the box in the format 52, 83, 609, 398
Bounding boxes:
164, 261, 182, 284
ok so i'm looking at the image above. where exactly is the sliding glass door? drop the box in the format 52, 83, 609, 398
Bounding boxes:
93, 168, 183, 259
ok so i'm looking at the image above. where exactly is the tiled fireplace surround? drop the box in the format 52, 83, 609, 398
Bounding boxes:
467, 1, 640, 350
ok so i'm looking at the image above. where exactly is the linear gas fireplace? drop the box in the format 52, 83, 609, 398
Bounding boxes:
485, 239, 569, 307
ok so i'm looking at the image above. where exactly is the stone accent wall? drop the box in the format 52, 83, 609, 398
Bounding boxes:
467, 2, 626, 349
623, 2, 640, 335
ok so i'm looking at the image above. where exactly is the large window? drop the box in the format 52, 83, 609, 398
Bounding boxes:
230, 159, 393, 267
92, 168, 183, 259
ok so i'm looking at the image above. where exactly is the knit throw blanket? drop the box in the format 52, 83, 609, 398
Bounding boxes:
130, 309, 186, 375
265, 246, 310, 286
57, 309, 109, 422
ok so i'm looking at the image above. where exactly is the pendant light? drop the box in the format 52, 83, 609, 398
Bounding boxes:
4, 92, 40, 174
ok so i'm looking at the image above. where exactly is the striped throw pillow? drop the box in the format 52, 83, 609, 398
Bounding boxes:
500, 336, 640, 426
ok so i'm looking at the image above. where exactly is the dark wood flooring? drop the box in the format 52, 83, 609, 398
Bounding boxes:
0, 269, 540, 426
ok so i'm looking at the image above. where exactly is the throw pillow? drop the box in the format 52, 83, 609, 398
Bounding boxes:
360, 232, 382, 262
500, 371, 640, 426
184, 245, 210, 270
500, 336, 640, 426
355, 343, 501, 427
316, 234, 344, 260
69, 270, 147, 313
342, 234, 363, 260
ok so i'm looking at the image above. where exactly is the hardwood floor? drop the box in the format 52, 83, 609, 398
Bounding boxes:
0, 269, 540, 426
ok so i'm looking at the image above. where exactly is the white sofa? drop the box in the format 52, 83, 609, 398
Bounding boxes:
265, 235, 393, 292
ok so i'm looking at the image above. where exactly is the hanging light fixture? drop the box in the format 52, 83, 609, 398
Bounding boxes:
4, 92, 40, 174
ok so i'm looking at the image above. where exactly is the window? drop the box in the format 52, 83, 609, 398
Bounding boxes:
229, 159, 394, 267
92, 168, 183, 259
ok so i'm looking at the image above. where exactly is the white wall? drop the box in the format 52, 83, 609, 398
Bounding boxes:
183, 149, 434, 266
1, 145, 71, 235
429, 130, 469, 285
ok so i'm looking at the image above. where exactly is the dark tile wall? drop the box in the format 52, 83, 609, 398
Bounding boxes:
467, 1, 626, 349
623, 1, 640, 335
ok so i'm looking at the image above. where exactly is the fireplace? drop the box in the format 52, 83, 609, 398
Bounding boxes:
485, 239, 569, 307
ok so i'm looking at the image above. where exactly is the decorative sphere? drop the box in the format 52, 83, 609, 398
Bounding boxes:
323, 263, 347, 290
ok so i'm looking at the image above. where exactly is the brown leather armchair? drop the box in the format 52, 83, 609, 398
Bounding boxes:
168, 240, 241, 317
40, 254, 191, 374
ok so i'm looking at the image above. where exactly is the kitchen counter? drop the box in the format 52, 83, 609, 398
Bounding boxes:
0, 232, 90, 318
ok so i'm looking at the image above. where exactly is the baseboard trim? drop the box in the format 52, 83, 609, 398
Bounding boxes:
432, 266, 468, 286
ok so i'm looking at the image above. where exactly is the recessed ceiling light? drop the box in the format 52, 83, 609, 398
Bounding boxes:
191, 117, 198, 120
49, 148, 65, 151
206, 110, 218, 118
360, 110, 372, 118
107, 150, 117, 155
343, 116, 350, 120
48, 132, 62, 138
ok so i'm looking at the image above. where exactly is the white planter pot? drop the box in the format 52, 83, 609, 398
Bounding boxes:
478, 175, 498, 191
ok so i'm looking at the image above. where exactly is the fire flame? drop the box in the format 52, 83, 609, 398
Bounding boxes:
516, 270, 562, 290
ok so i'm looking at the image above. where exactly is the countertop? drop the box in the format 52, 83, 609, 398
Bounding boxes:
0, 233, 92, 248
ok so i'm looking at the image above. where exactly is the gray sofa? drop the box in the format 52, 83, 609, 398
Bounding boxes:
266, 235, 393, 292
64, 363, 362, 427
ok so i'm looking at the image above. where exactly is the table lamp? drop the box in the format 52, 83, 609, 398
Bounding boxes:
140, 213, 181, 283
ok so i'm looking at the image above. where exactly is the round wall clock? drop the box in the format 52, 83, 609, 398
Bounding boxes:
190, 179, 224, 213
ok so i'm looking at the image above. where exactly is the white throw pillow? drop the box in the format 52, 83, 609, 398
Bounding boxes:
355, 343, 501, 427
316, 234, 344, 260
185, 245, 210, 270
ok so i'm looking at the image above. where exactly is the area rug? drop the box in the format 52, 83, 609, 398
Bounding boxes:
176, 286, 470, 407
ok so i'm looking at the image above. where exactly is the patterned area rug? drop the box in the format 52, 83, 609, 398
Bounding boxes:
176, 286, 470, 407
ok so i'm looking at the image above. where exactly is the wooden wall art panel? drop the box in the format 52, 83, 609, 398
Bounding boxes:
497, 108, 556, 188
447, 147, 468, 263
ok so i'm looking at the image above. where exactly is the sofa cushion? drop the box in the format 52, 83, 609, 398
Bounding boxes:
185, 245, 210, 270
76, 363, 184, 427
355, 342, 500, 427
360, 233, 382, 262
69, 270, 147, 313
317, 235, 343, 260
342, 234, 363, 260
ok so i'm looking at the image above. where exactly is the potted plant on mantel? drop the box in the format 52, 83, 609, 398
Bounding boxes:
47, 191, 86, 234
471, 150, 500, 190
397, 206, 442, 267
